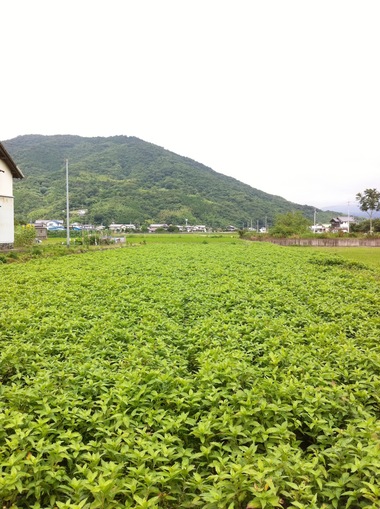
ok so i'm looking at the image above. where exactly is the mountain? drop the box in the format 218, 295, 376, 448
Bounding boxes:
5, 134, 335, 228
321, 204, 380, 219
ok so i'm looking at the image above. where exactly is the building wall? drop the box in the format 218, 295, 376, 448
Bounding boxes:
0, 162, 15, 244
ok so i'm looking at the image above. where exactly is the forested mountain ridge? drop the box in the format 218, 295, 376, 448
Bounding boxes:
5, 134, 330, 228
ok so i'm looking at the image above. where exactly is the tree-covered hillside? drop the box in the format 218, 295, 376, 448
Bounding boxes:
5, 135, 330, 228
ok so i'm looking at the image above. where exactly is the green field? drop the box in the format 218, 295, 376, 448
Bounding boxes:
309, 246, 380, 271
1, 238, 379, 508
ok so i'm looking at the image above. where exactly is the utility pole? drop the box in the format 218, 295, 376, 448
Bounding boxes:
66, 159, 70, 247
314, 209, 317, 232
347, 201, 350, 233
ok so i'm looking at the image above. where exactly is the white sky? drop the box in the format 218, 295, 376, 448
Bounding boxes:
2, 0, 380, 207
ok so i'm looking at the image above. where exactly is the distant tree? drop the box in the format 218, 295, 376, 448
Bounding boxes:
270, 211, 311, 237
351, 218, 380, 233
356, 188, 380, 234
158, 208, 196, 226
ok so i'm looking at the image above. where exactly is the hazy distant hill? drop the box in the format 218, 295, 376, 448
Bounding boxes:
5, 134, 335, 228
321, 204, 380, 219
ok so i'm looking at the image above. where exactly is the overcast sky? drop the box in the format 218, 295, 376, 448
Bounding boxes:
2, 0, 380, 208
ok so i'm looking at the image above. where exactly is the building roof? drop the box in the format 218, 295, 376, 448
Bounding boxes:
0, 142, 24, 178
331, 216, 355, 223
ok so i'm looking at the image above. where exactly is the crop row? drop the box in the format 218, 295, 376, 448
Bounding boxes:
0, 240, 380, 508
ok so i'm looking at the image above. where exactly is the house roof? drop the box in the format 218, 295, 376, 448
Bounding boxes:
331, 216, 355, 223
0, 142, 24, 178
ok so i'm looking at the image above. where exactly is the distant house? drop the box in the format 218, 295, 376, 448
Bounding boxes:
0, 142, 24, 248
191, 225, 207, 233
177, 224, 207, 233
310, 223, 330, 233
109, 223, 136, 232
148, 223, 168, 233
330, 216, 356, 232
35, 219, 65, 231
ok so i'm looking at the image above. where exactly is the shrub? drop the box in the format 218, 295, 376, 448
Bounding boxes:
83, 233, 101, 246
14, 224, 36, 247
270, 211, 311, 237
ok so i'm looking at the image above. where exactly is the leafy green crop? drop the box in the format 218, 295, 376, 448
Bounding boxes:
1, 240, 379, 508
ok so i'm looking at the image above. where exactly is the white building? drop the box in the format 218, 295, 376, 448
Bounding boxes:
148, 223, 168, 232
310, 223, 330, 233
0, 142, 24, 247
191, 225, 207, 232
330, 216, 356, 232
109, 223, 136, 232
